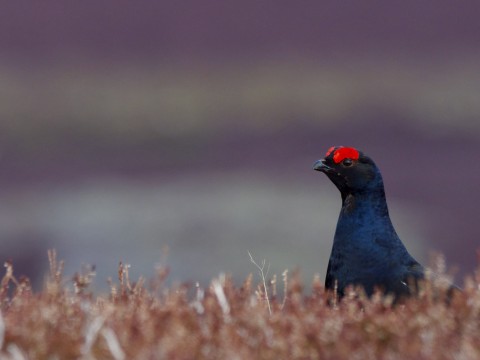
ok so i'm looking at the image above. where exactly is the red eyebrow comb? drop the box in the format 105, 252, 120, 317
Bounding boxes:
326, 146, 360, 164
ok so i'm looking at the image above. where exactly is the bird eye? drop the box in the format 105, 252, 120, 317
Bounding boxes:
342, 158, 353, 167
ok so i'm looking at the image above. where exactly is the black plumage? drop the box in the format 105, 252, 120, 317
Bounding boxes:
313, 146, 425, 298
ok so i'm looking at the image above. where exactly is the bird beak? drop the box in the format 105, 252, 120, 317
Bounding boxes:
313, 159, 332, 173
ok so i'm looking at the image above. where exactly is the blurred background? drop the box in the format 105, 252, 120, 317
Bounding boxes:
0, 1, 479, 291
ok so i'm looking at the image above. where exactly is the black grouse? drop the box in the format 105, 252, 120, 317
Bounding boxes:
313, 146, 425, 299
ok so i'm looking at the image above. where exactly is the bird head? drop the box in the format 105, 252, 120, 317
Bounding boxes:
313, 146, 383, 195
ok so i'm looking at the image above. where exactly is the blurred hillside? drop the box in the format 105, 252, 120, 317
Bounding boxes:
1, 1, 480, 58
0, 1, 479, 289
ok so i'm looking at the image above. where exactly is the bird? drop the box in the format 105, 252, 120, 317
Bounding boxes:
313, 146, 426, 299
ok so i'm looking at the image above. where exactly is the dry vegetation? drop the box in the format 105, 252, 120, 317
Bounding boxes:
0, 251, 479, 360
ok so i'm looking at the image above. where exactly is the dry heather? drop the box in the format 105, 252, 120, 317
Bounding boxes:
0, 251, 479, 360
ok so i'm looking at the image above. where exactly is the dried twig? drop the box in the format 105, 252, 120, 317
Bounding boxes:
212, 277, 231, 321
281, 269, 288, 310
248, 251, 272, 315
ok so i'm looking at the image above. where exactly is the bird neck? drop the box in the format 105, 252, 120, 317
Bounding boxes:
340, 187, 389, 217
336, 186, 396, 238
333, 187, 407, 259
